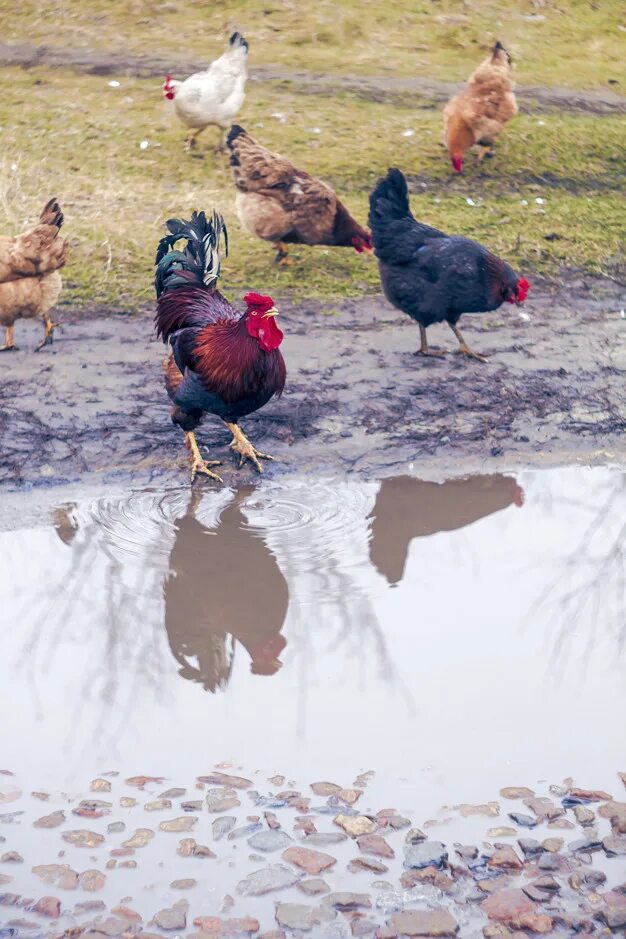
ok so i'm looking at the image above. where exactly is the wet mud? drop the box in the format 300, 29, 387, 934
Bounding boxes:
0, 277, 624, 491
1, 41, 625, 114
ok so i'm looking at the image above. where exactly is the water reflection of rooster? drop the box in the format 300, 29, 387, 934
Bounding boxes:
369, 474, 524, 585
164, 488, 288, 692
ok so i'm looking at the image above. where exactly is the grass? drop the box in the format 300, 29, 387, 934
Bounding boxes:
1, 0, 625, 91
0, 56, 624, 309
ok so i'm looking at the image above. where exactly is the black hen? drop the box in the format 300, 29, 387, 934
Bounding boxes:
368, 168, 529, 361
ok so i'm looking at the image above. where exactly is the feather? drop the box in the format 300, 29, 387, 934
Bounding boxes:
155, 210, 228, 298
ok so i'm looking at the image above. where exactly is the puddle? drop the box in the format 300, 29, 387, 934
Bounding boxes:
0, 467, 625, 933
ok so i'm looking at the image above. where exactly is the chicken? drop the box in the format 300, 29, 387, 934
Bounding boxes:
155, 209, 286, 482
368, 168, 529, 361
443, 41, 518, 172
369, 475, 524, 585
226, 124, 372, 265
165, 488, 288, 692
0, 198, 66, 351
163, 32, 249, 151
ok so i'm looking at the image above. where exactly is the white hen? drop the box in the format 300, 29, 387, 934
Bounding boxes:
164, 32, 249, 151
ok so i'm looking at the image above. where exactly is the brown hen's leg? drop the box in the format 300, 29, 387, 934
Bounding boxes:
415, 324, 447, 358
35, 314, 60, 352
274, 243, 292, 267
225, 422, 275, 473
449, 322, 488, 363
0, 325, 17, 351
185, 431, 223, 483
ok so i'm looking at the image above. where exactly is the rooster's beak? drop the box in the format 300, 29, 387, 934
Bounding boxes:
263, 308, 279, 318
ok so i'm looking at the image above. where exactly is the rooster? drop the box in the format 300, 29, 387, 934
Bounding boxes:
155, 210, 286, 482
227, 124, 372, 265
443, 41, 518, 172
163, 33, 249, 151
369, 168, 529, 362
0, 198, 65, 351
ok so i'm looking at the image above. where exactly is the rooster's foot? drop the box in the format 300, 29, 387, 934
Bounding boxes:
0, 344, 17, 352
225, 422, 274, 473
35, 318, 60, 352
185, 431, 223, 483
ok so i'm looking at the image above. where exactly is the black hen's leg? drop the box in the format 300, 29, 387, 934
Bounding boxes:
448, 322, 488, 363
414, 324, 447, 358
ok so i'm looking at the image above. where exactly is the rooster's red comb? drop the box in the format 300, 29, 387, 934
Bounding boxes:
517, 277, 530, 302
244, 292, 274, 309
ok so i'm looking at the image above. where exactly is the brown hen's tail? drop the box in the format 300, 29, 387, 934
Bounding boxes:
39, 198, 64, 230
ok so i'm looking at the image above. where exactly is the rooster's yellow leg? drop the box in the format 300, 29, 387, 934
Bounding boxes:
185, 431, 223, 483
274, 243, 292, 267
449, 322, 488, 363
224, 422, 275, 474
0, 325, 16, 351
415, 324, 447, 358
35, 315, 60, 352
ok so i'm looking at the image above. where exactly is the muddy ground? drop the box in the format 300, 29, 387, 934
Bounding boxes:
1, 40, 626, 114
0, 276, 624, 491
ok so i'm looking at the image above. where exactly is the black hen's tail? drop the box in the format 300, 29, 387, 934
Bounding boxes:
155, 210, 228, 299
368, 168, 412, 230
369, 168, 444, 264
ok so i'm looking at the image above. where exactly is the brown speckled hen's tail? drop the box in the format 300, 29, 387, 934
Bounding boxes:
39, 198, 64, 230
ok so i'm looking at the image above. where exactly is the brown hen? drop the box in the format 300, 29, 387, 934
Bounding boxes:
227, 124, 371, 265
0, 198, 66, 351
443, 41, 518, 173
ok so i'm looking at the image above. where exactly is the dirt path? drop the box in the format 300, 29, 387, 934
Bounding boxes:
1, 40, 625, 114
0, 276, 624, 491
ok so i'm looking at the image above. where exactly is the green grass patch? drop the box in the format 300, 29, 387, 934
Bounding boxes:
0, 67, 623, 309
1, 0, 625, 91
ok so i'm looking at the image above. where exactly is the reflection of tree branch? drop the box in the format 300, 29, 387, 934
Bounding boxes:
528, 475, 625, 677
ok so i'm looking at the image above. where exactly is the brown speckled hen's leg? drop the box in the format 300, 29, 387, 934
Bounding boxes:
449, 322, 489, 363
35, 315, 60, 352
414, 324, 447, 358
225, 422, 275, 474
185, 431, 223, 483
274, 243, 292, 267
0, 325, 17, 351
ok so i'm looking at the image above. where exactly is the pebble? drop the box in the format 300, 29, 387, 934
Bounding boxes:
170, 878, 197, 889
357, 834, 394, 859
404, 842, 447, 870
29, 896, 61, 918
303, 832, 348, 847
282, 846, 337, 875
33, 811, 65, 829
122, 828, 154, 848
405, 828, 426, 844
78, 869, 106, 891
107, 821, 125, 833
62, 829, 105, 848
213, 816, 237, 840
248, 830, 293, 852
322, 892, 372, 911
159, 787, 186, 799
298, 878, 331, 896
192, 915, 260, 935
237, 864, 300, 896
348, 857, 389, 874
198, 772, 252, 790
388, 910, 459, 936
541, 837, 563, 853
523, 798, 564, 821
275, 902, 334, 930
144, 799, 172, 812
152, 900, 188, 930
508, 813, 537, 828
335, 815, 377, 837
159, 816, 197, 832
206, 789, 241, 813
0, 852, 23, 863
455, 844, 478, 860
500, 788, 535, 800
487, 846, 523, 870
603, 835, 626, 856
